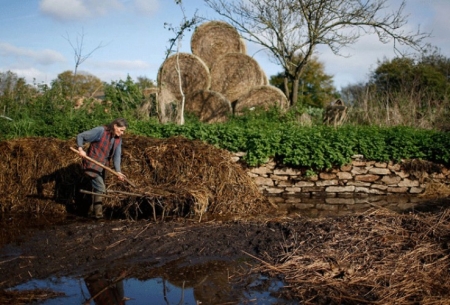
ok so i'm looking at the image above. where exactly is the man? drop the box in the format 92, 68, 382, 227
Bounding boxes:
76, 118, 128, 218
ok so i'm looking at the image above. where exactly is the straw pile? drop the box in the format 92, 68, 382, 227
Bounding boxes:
157, 87, 179, 124
210, 52, 267, 103
234, 85, 288, 115
0, 137, 81, 214
156, 21, 286, 123
191, 20, 246, 69
256, 208, 450, 304
0, 136, 271, 220
157, 52, 210, 101
185, 90, 232, 123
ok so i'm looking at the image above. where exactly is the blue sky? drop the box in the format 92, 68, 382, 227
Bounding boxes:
1, 0, 449, 90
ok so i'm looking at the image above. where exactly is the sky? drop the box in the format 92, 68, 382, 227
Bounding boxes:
1, 0, 449, 91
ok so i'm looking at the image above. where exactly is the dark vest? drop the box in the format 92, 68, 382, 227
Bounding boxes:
83, 126, 120, 177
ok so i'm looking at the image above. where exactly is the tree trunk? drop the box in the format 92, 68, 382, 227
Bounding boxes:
291, 78, 300, 108
283, 76, 290, 106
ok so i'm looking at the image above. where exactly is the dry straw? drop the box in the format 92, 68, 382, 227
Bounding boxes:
157, 53, 211, 101
0, 136, 271, 220
210, 52, 267, 103
234, 85, 288, 115
185, 90, 232, 123
191, 20, 246, 69
157, 87, 179, 124
0, 138, 82, 214
254, 208, 450, 304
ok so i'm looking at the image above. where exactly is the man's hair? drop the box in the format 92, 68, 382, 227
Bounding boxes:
107, 118, 128, 131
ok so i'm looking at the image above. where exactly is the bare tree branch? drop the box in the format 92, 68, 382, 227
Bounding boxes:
204, 0, 430, 106
63, 28, 106, 100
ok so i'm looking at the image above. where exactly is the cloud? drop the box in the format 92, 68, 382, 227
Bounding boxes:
132, 0, 160, 16
39, 0, 123, 21
425, 1, 450, 54
92, 59, 151, 70
0, 42, 66, 66
9, 67, 52, 85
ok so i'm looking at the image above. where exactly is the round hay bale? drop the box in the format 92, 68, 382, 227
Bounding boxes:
191, 21, 245, 69
210, 52, 267, 103
234, 85, 288, 115
185, 90, 232, 123
239, 38, 247, 54
157, 53, 210, 100
157, 87, 178, 124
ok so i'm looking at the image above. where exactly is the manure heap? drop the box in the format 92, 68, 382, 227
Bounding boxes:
0, 136, 271, 219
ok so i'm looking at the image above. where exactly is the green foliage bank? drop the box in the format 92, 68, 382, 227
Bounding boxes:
1, 105, 449, 171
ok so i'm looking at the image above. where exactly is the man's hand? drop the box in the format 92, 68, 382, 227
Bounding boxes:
117, 172, 126, 181
78, 147, 87, 158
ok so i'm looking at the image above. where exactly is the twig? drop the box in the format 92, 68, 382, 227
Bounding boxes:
80, 189, 116, 198
241, 250, 283, 272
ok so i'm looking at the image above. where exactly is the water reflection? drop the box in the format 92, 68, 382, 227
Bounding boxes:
12, 260, 293, 304
84, 272, 125, 305
279, 194, 427, 218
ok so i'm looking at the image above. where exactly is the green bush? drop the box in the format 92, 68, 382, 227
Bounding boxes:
2, 76, 449, 170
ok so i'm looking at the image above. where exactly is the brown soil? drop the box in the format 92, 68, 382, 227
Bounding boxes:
0, 212, 292, 304
1, 197, 450, 304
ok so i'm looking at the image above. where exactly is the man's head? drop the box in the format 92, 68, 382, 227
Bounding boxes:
108, 118, 128, 137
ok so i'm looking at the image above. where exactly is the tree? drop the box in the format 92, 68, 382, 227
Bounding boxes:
341, 47, 450, 127
0, 71, 38, 119
52, 70, 103, 99
63, 28, 105, 100
270, 56, 338, 108
104, 75, 144, 113
204, 0, 429, 107
136, 76, 156, 90
372, 53, 450, 102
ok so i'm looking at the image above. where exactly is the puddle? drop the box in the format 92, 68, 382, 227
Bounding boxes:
279, 194, 430, 218
11, 272, 293, 304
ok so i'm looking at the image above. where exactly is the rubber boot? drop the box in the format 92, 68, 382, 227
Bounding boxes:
88, 204, 95, 218
94, 202, 103, 219
92, 194, 104, 219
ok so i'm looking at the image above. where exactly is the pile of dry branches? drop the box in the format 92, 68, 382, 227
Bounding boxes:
256, 208, 450, 304
0, 135, 271, 220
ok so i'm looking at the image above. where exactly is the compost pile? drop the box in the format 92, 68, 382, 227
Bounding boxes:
0, 135, 271, 219
157, 20, 288, 123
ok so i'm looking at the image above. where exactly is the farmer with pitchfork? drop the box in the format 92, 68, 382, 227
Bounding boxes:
76, 118, 128, 219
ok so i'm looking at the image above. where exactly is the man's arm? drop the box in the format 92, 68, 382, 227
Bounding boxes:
76, 126, 104, 157
113, 140, 122, 173
77, 126, 104, 148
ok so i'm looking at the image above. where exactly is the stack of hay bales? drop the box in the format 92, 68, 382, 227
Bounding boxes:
157, 21, 288, 123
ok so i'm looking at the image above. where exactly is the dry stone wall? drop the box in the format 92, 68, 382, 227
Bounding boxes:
231, 153, 450, 205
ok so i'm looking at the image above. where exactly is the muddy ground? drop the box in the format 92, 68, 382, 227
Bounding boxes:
1, 197, 450, 304
0, 208, 300, 304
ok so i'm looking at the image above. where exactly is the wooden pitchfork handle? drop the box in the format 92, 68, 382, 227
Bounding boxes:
70, 147, 136, 188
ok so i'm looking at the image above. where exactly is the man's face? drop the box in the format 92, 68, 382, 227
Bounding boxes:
113, 124, 126, 137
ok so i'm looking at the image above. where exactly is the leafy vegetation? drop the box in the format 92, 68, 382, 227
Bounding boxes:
2, 45, 450, 172
341, 47, 450, 129
1, 86, 448, 171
